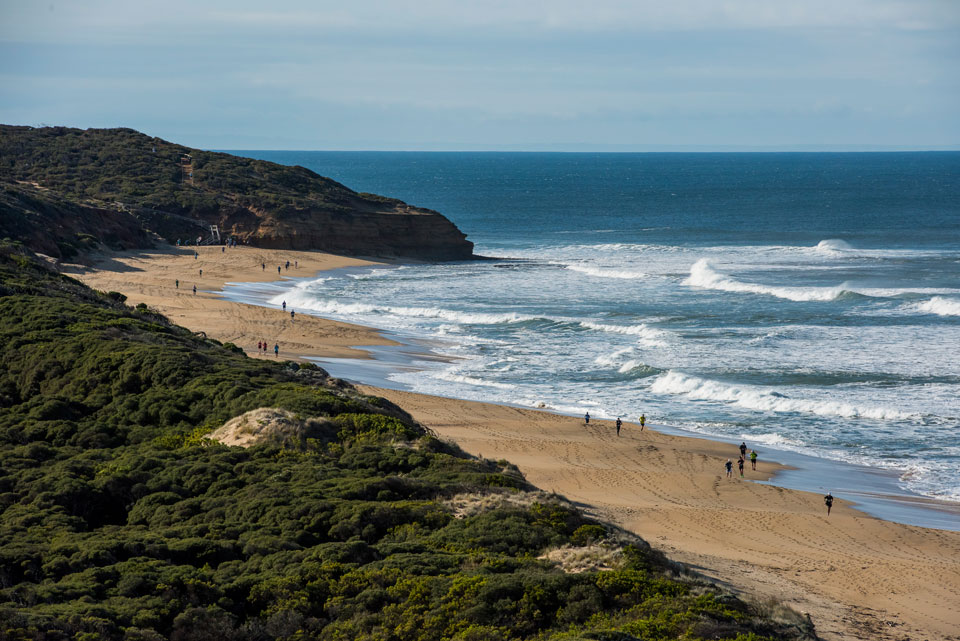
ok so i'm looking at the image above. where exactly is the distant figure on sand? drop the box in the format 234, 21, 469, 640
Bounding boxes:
290, 310, 295, 321
738, 457, 745, 477
584, 412, 590, 425
262, 262, 265, 271
274, 343, 279, 357
725, 459, 733, 478
194, 251, 198, 260
199, 269, 202, 277
278, 266, 281, 275
750, 449, 758, 470
739, 442, 747, 460
824, 493, 834, 516
192, 285, 196, 295
285, 261, 290, 270
257, 340, 262, 353
282, 300, 287, 311
616, 417, 622, 436
175, 279, 179, 289
639, 414, 646, 431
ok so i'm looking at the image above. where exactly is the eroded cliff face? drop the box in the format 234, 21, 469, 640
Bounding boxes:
218, 202, 474, 260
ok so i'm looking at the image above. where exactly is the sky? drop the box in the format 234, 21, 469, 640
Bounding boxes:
1, 0, 958, 150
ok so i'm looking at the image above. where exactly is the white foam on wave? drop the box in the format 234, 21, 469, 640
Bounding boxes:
566, 264, 649, 279
813, 238, 854, 253
435, 371, 516, 390
683, 259, 848, 301
580, 321, 668, 346
911, 296, 960, 317
649, 370, 913, 420
270, 291, 540, 325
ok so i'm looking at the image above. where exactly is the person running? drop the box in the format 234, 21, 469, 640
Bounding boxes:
295, 260, 298, 269
616, 417, 622, 436
282, 300, 286, 311
194, 251, 198, 260
738, 457, 745, 477
274, 343, 279, 357
584, 412, 590, 426
257, 340, 262, 353
277, 265, 282, 275
290, 310, 295, 321
824, 493, 834, 516
175, 279, 179, 289
192, 285, 197, 295
262, 262, 265, 271
199, 268, 202, 277
285, 260, 290, 270
221, 246, 225, 253
750, 449, 758, 470
639, 414, 646, 431
739, 442, 747, 460
725, 459, 733, 478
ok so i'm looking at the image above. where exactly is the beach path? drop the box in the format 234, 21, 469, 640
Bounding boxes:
361, 386, 960, 641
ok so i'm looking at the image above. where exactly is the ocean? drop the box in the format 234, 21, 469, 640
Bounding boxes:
228, 151, 960, 524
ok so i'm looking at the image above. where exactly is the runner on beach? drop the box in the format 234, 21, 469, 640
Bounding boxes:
639, 414, 646, 431
824, 493, 834, 516
262, 263, 265, 271
282, 300, 286, 311
738, 457, 745, 477
725, 459, 733, 478
739, 442, 747, 460
584, 412, 590, 426
257, 340, 262, 352
175, 279, 179, 289
616, 417, 622, 436
192, 285, 196, 295
199, 268, 202, 277
278, 266, 281, 275
290, 310, 295, 321
274, 343, 279, 357
750, 449, 758, 470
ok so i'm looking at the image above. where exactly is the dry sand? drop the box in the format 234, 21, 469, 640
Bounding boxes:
69, 245, 397, 359
76, 248, 960, 641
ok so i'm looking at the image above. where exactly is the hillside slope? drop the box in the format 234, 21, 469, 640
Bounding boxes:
0, 125, 474, 260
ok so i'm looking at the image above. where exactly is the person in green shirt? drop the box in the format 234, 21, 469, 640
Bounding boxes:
750, 449, 758, 470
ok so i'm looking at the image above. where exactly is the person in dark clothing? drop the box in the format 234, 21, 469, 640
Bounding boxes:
616, 417, 622, 436
824, 493, 834, 516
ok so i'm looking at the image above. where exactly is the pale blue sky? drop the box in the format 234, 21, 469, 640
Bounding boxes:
1, 0, 958, 150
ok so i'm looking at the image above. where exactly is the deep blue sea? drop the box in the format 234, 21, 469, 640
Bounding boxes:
233, 151, 960, 509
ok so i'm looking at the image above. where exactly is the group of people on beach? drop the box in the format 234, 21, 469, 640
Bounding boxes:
583, 412, 645, 436
256, 340, 280, 357
725, 441, 759, 479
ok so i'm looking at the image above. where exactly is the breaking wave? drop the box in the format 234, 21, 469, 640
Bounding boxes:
649, 370, 912, 420
683, 259, 849, 301
566, 264, 649, 279
579, 321, 668, 346
271, 292, 540, 325
912, 296, 960, 317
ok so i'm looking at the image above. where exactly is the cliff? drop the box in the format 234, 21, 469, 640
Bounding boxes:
0, 125, 474, 260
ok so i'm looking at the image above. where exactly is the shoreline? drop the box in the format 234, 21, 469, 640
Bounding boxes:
221, 269, 960, 532
73, 246, 960, 641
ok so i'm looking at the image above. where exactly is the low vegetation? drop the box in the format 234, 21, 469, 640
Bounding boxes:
0, 243, 816, 640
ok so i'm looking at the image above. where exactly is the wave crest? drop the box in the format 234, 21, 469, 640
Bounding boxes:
912, 296, 960, 317
649, 370, 912, 420
566, 264, 649, 279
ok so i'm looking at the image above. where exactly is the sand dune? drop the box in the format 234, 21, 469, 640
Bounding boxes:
75, 248, 960, 641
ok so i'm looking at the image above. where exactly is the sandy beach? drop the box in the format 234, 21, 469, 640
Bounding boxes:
69, 245, 397, 360
75, 248, 960, 641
